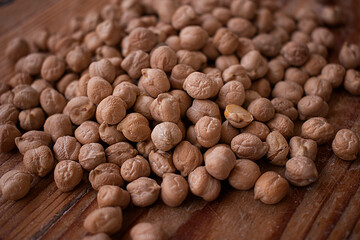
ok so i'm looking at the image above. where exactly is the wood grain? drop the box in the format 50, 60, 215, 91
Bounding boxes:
0, 0, 359, 239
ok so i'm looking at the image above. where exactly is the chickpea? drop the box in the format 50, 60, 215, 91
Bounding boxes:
219, 120, 240, 145
216, 81, 245, 109
228, 17, 256, 38
169, 64, 195, 89
213, 28, 239, 55
320, 63, 345, 88
252, 34, 281, 57
161, 173, 188, 207
30, 79, 52, 94
291, 31, 311, 44
97, 185, 130, 209
95, 96, 126, 125
247, 98, 275, 122
271, 27, 290, 44
204, 144, 236, 180
63, 96, 96, 125
148, 150, 175, 177
130, 223, 166, 240
127, 27, 156, 53
105, 142, 138, 167
188, 166, 221, 202
183, 72, 220, 99
307, 42, 328, 58
171, 5, 198, 30
5, 37, 30, 62
0, 91, 14, 105
87, 77, 113, 105
332, 129, 360, 161
344, 69, 360, 95
23, 145, 54, 177
165, 35, 181, 52
140, 68, 171, 98
228, 159, 261, 190
54, 160, 83, 192
53, 136, 81, 161
12, 85, 39, 110
298, 96, 329, 120
177, 50, 207, 71
289, 136, 318, 161
284, 68, 309, 86
117, 113, 151, 142
150, 93, 181, 123
250, 78, 271, 99
39, 88, 66, 115
271, 98, 298, 121
126, 177, 161, 207
84, 207, 123, 235
281, 41, 309, 66
0, 123, 20, 153
44, 114, 73, 142
41, 55, 66, 82
56, 73, 78, 94
272, 81, 303, 105
0, 104, 19, 125
89, 163, 124, 190
0, 170, 32, 200
151, 122, 182, 151
241, 50, 268, 80
301, 117, 335, 145
73, 121, 99, 145
89, 59, 116, 83
266, 131, 289, 166
224, 104, 253, 129
121, 155, 151, 182
136, 139, 156, 159
22, 53, 46, 75
98, 123, 125, 145
168, 90, 192, 118
241, 121, 270, 141
65, 46, 91, 73
304, 77, 332, 102
285, 156, 318, 187
236, 37, 257, 58
121, 50, 150, 79
298, 18, 317, 35
302, 54, 327, 76
78, 143, 106, 171
231, 133, 268, 161
311, 27, 335, 49
194, 116, 221, 148
200, 14, 222, 36
15, 131, 51, 155
133, 95, 154, 120
339, 42, 360, 69
8, 72, 33, 89
179, 26, 208, 51
112, 74, 132, 88
254, 171, 289, 204
230, 0, 256, 19
222, 64, 251, 89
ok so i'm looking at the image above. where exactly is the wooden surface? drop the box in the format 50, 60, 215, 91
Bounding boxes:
0, 0, 360, 239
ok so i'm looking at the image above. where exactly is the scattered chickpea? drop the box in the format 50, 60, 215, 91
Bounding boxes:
15, 130, 51, 155
41, 55, 66, 82
285, 156, 318, 186
87, 77, 113, 105
44, 114, 73, 142
344, 69, 360, 95
195, 116, 222, 148
23, 145, 54, 177
0, 103, 19, 125
13, 85, 39, 110
247, 98, 275, 122
79, 143, 106, 171
75, 121, 100, 145
161, 173, 188, 207
222, 64, 251, 89
130, 222, 166, 240
228, 159, 261, 190
338, 42, 360, 69
270, 98, 298, 121
54, 160, 83, 192
221, 120, 241, 145
231, 133, 268, 161
240, 50, 268, 80
121, 155, 151, 182
319, 63, 345, 88
5, 38, 30, 62
89, 163, 124, 190
63, 96, 96, 125
151, 122, 182, 151
126, 177, 161, 207
254, 171, 289, 204
284, 68, 309, 86
301, 117, 335, 145
183, 72, 220, 100
0, 123, 21, 153
117, 113, 151, 142
0, 170, 32, 200
297, 95, 329, 120
83, 207, 123, 235
267, 114, 294, 139
204, 144, 236, 180
266, 131, 289, 166
188, 166, 221, 202
97, 185, 130, 209
272, 81, 304, 105
289, 136, 317, 161
105, 142, 138, 167
241, 121, 270, 141
332, 129, 360, 161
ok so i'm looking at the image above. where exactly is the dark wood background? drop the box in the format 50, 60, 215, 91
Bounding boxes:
0, 0, 359, 239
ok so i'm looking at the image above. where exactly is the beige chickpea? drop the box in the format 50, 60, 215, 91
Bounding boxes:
0, 170, 32, 200
332, 129, 360, 161
221, 120, 240, 145
212, 28, 239, 55
81, 11, 102, 33
172, 141, 203, 177
79, 143, 106, 171
54, 36, 79, 58
302, 54, 327, 76
54, 160, 83, 192
84, 207, 123, 235
186, 99, 221, 125
241, 50, 268, 80
320, 64, 345, 88
266, 60, 285, 85
151, 122, 182, 151
254, 171, 289, 204
112, 74, 132, 88
43, 114, 73, 142
40, 88, 66, 115
97, 185, 130, 209
289, 136, 317, 161
112, 82, 140, 109
41, 55, 65, 82
266, 131, 289, 166
250, 78, 271, 98
148, 150, 176, 177
176, 50, 207, 71
247, 98, 275, 122
0, 90, 14, 105
161, 173, 188, 207
5, 37, 30, 62
95, 20, 122, 46
0, 81, 9, 96
311, 27, 335, 49
272, 81, 303, 105
231, 133, 268, 160
89, 59, 116, 83
133, 95, 154, 120
12, 85, 39, 110
89, 163, 124, 190
99, 123, 126, 145
267, 114, 294, 139
285, 156, 318, 187
281, 41, 309, 66
298, 18, 317, 35
75, 121, 100, 145
8, 72, 32, 89
126, 177, 161, 207
228, 159, 261, 190
320, 5, 342, 26
150, 45, 177, 72
236, 37, 257, 58
171, 5, 198, 30
339, 42, 360, 69
117, 113, 151, 142
78, 73, 91, 96
204, 144, 236, 180
128, 27, 156, 53
0, 104, 19, 125
56, 73, 78, 94
271, 98, 298, 121
344, 69, 360, 95
255, 8, 274, 33
291, 31, 311, 44
179, 26, 208, 51
22, 53, 46, 75
231, 0, 256, 19
87, 77, 113, 105
304, 77, 332, 102
169, 90, 192, 118
169, 64, 195, 89
150, 93, 181, 123
23, 145, 54, 177
183, 72, 219, 99
241, 121, 270, 141
96, 96, 126, 125
121, 155, 150, 182
194, 116, 221, 148
15, 131, 51, 155
53, 136, 81, 161
228, 17, 256, 38
274, 12, 296, 33
63, 96, 96, 125
298, 96, 329, 120
224, 104, 253, 129
252, 34, 281, 57
165, 35, 181, 52
284, 68, 309, 86
215, 55, 239, 72
188, 166, 221, 202
66, 46, 91, 73
271, 27, 290, 44
140, 68, 171, 98
307, 42, 328, 59
301, 117, 335, 145
136, 139, 156, 159
216, 81, 245, 109
222, 64, 251, 89
200, 14, 222, 36
121, 50, 150, 79
96, 45, 121, 61
105, 142, 138, 167
63, 79, 79, 99
130, 222, 166, 240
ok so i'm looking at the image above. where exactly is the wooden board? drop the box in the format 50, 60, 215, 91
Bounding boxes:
0, 0, 360, 239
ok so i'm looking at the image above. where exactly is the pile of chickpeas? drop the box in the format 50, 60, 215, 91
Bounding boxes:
1, 0, 360, 239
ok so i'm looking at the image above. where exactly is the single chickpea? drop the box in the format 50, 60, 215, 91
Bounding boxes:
84, 207, 123, 235
96, 96, 126, 125
78, 73, 91, 96
84, 32, 103, 52
15, 131, 51, 155
22, 53, 46, 75
320, 5, 342, 26
267, 114, 294, 139
200, 14, 222, 36
0, 104, 19, 125
169, 64, 195, 89
212, 28, 239, 55
79, 143, 106, 171
319, 64, 345, 88
311, 27, 335, 49
289, 136, 317, 161
281, 41, 309, 66
291, 31, 311, 44
301, 117, 335, 145
241, 50, 268, 80
53, 136, 81, 161
127, 27, 156, 53
221, 120, 241, 145
56, 73, 78, 94
179, 26, 208, 51
133, 95, 154, 120
271, 27, 290, 44
151, 122, 182, 151
155, 0, 179, 23
266, 131, 289, 166
39, 88, 66, 115
271, 98, 298, 121
332, 129, 360, 161
272, 81, 303, 105
187, 100, 221, 125
169, 90, 192, 118
0, 123, 20, 153
250, 78, 271, 98
112, 82, 139, 110
75, 121, 100, 145
274, 11, 296, 33
64, 81, 80, 101
307, 42, 328, 58
216, 81, 245, 109
222, 64, 251, 89
266, 60, 285, 85
140, 68, 171, 98
54, 160, 83, 192
121, 155, 151, 182
302, 54, 327, 76
176, 50, 207, 71
87, 77, 112, 104
150, 93, 181, 123
18, 107, 44, 131
202, 40, 220, 61
161, 173, 188, 207
247, 98, 275, 122
31, 79, 53, 94
117, 113, 151, 142
228, 159, 261, 190
284, 68, 309, 86
231, 133, 269, 160
126, 177, 161, 207
344, 69, 360, 95
255, 8, 274, 33
228, 17, 256, 38
241, 121, 270, 141
285, 156, 318, 186
224, 104, 253, 129
23, 145, 54, 177
89, 163, 124, 190
230, 0, 256, 19
254, 171, 289, 204
148, 150, 176, 177
172, 141, 203, 177
0, 90, 14, 105
194, 116, 221, 148
304, 77, 332, 102
186, 125, 202, 148
130, 223, 166, 240
89, 59, 116, 84
112, 74, 132, 88
171, 5, 198, 30
0, 170, 32, 200
215, 55, 239, 72
5, 37, 30, 62
183, 72, 220, 99
99, 123, 126, 145
12, 85, 39, 110
63, 96, 96, 125
236, 37, 257, 58
105, 142, 138, 167
66, 46, 91, 73
252, 34, 281, 57
44, 114, 73, 142
204, 144, 236, 180
121, 50, 150, 79
136, 139, 156, 159
97, 185, 130, 209
298, 96, 329, 120
95, 19, 122, 46
188, 166, 221, 202
41, 55, 65, 82
8, 72, 33, 89
298, 18, 317, 35
338, 42, 360, 69
165, 35, 181, 52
